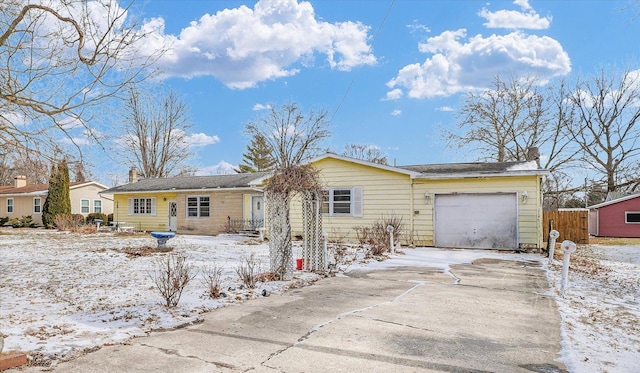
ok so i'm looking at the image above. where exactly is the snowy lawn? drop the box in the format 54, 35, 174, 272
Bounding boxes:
1, 229, 639, 372
0, 229, 323, 365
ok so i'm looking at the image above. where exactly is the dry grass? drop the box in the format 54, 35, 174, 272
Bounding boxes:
588, 237, 640, 246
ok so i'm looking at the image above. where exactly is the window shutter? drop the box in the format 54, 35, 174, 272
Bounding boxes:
151, 198, 157, 216
352, 187, 363, 217
128, 198, 133, 215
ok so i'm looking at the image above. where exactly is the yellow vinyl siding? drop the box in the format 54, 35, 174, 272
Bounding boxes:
411, 175, 543, 247
177, 190, 246, 235
290, 158, 413, 243
114, 192, 176, 232
289, 157, 545, 249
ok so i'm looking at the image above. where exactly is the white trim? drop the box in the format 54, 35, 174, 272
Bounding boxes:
33, 197, 42, 214
80, 199, 90, 214
625, 211, 640, 224
589, 193, 640, 209
186, 195, 211, 218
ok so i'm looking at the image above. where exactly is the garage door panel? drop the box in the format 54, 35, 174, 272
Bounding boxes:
434, 193, 517, 249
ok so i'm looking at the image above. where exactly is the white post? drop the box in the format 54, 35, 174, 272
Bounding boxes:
560, 240, 577, 298
322, 231, 328, 270
387, 225, 395, 254
548, 230, 560, 264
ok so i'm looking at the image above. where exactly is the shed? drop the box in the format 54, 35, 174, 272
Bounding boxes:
588, 193, 640, 237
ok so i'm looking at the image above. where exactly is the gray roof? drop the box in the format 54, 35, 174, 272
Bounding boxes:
102, 172, 268, 194
397, 161, 529, 175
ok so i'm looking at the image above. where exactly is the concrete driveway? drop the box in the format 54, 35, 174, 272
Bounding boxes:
18, 258, 566, 373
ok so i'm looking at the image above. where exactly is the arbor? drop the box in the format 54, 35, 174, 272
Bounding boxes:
236, 134, 275, 173
120, 88, 193, 178
342, 143, 389, 165
42, 159, 71, 228
0, 0, 159, 158
568, 68, 640, 192
244, 102, 330, 278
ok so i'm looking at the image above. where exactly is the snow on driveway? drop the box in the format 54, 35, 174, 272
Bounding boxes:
1, 229, 639, 371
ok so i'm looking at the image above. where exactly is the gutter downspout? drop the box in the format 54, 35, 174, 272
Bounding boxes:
410, 179, 415, 246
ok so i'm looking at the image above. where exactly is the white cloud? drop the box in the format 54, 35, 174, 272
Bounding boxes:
149, 0, 376, 89
391, 109, 402, 116
437, 106, 454, 112
196, 161, 237, 175
252, 103, 272, 111
387, 29, 570, 99
514, 0, 532, 11
478, 8, 551, 30
185, 132, 220, 147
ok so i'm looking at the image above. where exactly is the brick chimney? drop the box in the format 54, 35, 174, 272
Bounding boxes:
14, 175, 27, 188
128, 167, 138, 183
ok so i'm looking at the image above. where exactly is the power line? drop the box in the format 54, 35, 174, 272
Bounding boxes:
329, 0, 396, 124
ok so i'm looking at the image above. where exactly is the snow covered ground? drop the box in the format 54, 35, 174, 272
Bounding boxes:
1, 229, 638, 371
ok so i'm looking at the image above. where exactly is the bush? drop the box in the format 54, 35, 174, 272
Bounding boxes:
354, 214, 404, 256
86, 212, 108, 225
148, 254, 196, 307
107, 213, 114, 223
72, 214, 85, 225
235, 253, 261, 289
9, 216, 36, 228
201, 263, 225, 298
0, 217, 8, 226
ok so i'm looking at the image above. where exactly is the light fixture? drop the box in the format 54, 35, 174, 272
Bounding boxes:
521, 191, 528, 204
424, 191, 431, 204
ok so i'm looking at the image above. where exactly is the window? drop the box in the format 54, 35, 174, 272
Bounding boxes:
321, 187, 363, 217
7, 198, 14, 213
187, 196, 210, 218
625, 212, 640, 224
81, 199, 90, 214
34, 198, 41, 214
128, 197, 156, 215
94, 200, 102, 213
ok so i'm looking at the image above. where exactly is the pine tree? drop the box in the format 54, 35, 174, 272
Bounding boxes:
42, 160, 72, 228
236, 134, 275, 173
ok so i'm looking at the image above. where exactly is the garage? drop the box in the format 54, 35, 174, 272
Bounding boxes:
434, 193, 518, 249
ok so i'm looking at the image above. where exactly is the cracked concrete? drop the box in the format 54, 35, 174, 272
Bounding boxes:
16, 258, 566, 373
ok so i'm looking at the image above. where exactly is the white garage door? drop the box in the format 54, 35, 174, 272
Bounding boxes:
434, 193, 518, 249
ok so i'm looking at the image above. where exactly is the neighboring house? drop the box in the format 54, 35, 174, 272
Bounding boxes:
100, 170, 268, 234
0, 175, 114, 226
280, 154, 548, 249
588, 193, 640, 237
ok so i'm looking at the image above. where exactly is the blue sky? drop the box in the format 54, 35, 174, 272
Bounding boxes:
86, 0, 639, 185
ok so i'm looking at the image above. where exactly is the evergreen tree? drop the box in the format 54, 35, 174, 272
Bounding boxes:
42, 160, 72, 228
236, 134, 275, 173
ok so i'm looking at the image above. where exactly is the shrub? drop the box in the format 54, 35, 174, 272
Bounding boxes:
201, 263, 225, 298
355, 214, 404, 256
0, 217, 8, 226
9, 216, 36, 228
148, 254, 196, 307
86, 212, 108, 225
107, 213, 114, 223
72, 214, 85, 226
235, 252, 260, 289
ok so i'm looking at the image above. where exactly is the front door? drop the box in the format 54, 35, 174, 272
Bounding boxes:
251, 195, 264, 229
168, 201, 177, 231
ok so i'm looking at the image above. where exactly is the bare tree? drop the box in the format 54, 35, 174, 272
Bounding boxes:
245, 102, 330, 279
120, 88, 193, 178
568, 68, 640, 193
342, 143, 389, 165
0, 0, 160, 159
446, 75, 581, 207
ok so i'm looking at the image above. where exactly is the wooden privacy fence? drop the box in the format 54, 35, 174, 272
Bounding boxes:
543, 210, 589, 244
